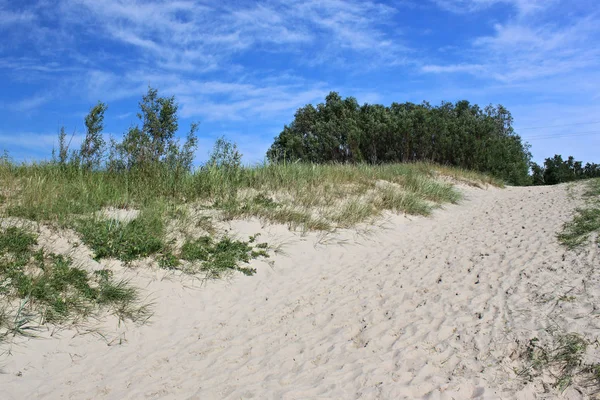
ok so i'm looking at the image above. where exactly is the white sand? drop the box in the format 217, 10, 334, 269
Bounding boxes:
2, 183, 599, 399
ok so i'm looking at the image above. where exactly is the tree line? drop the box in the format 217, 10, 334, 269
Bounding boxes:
46, 88, 599, 187
267, 92, 532, 185
531, 155, 600, 185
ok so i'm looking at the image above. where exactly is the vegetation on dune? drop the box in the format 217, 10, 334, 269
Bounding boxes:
0, 87, 508, 349
519, 332, 600, 393
0, 226, 150, 345
170, 234, 269, 279
76, 207, 166, 262
558, 178, 600, 249
267, 92, 532, 185
531, 154, 600, 186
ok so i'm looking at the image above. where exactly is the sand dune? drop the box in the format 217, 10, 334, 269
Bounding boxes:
2, 183, 599, 399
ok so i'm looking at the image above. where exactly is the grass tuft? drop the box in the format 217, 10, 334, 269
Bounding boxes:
519, 333, 599, 393
558, 178, 600, 249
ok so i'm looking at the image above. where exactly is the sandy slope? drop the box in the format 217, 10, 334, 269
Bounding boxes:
2, 183, 599, 399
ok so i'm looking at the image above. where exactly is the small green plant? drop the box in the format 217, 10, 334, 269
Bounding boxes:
0, 226, 37, 257
558, 295, 576, 302
163, 234, 269, 278
157, 251, 181, 270
206, 136, 242, 171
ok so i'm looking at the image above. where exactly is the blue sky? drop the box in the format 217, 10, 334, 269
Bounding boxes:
1, 0, 599, 165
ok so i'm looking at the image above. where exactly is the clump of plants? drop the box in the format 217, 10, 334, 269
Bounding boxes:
518, 332, 600, 394
0, 227, 149, 345
160, 234, 269, 279
75, 207, 165, 263
558, 178, 600, 249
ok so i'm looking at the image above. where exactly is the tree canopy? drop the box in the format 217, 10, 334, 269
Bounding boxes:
531, 155, 600, 185
267, 92, 532, 185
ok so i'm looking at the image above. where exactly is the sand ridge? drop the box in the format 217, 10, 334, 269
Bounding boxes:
2, 183, 598, 399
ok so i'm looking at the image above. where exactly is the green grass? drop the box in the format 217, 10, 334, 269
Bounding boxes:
75, 206, 166, 262
0, 227, 150, 345
0, 161, 499, 230
558, 178, 600, 249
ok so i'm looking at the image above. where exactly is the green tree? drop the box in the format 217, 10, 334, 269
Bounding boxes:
267, 92, 532, 185
80, 102, 108, 170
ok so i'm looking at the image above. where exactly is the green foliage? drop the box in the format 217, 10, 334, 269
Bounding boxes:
75, 208, 165, 262
169, 234, 269, 278
206, 136, 242, 170
0, 226, 37, 257
1, 158, 492, 231
558, 207, 600, 249
267, 93, 531, 185
157, 252, 181, 270
531, 155, 600, 186
80, 102, 108, 170
52, 127, 70, 166
520, 333, 600, 393
0, 227, 148, 341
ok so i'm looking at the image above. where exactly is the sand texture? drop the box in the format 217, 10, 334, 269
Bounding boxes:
2, 183, 599, 399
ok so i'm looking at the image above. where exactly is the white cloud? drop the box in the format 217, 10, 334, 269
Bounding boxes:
421, 64, 486, 74
0, 3, 35, 28
55, 0, 406, 71
8, 93, 52, 112
422, 10, 600, 83
433, 0, 553, 15
0, 0, 410, 114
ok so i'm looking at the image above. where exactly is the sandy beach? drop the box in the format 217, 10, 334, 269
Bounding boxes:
2, 182, 598, 399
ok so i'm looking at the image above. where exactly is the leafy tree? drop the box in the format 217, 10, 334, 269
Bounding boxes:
54, 86, 200, 177
267, 92, 532, 185
115, 87, 197, 173
531, 162, 545, 185
80, 102, 108, 170
207, 136, 242, 170
531, 154, 600, 185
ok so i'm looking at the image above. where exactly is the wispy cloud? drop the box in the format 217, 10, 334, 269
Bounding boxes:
422, 8, 600, 83
0, 2, 36, 27
0, 0, 409, 114
0, 131, 83, 150
55, 0, 406, 72
433, 0, 554, 15
7, 93, 52, 112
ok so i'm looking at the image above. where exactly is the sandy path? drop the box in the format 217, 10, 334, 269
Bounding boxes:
2, 183, 599, 399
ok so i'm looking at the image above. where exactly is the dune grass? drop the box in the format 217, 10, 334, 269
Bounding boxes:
0, 226, 150, 346
519, 332, 600, 393
558, 178, 600, 249
0, 162, 498, 229
0, 161, 498, 347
